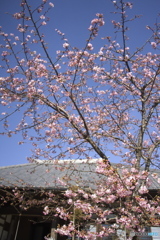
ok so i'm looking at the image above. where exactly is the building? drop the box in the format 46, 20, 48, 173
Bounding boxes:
0, 159, 160, 240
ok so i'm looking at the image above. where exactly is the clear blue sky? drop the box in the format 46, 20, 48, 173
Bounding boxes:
0, 0, 159, 166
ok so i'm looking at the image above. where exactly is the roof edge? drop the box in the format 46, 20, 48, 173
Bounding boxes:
0, 158, 102, 169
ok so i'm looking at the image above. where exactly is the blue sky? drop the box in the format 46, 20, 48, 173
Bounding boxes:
0, 0, 160, 166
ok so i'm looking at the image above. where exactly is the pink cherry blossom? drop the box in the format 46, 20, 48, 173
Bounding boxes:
43, 206, 49, 215
151, 42, 157, 48
41, 21, 47, 25
87, 43, 93, 50
49, 2, 54, 7
63, 42, 69, 48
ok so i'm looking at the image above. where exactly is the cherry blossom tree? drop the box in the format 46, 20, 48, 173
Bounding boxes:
0, 0, 160, 239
